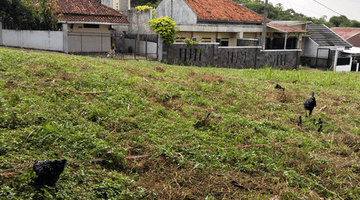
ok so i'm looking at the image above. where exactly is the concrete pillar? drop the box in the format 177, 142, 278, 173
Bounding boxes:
157, 34, 163, 61
235, 32, 243, 39
0, 20, 3, 46
284, 33, 288, 50
62, 23, 68, 54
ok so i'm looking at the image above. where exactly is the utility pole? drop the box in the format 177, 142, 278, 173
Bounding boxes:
262, 0, 269, 50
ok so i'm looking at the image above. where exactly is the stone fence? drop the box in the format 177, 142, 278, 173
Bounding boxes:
164, 43, 301, 69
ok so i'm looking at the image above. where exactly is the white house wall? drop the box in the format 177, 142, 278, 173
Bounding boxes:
303, 37, 319, 57
2, 30, 63, 51
155, 0, 197, 25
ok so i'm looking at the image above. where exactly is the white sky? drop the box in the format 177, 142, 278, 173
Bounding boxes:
268, 0, 360, 22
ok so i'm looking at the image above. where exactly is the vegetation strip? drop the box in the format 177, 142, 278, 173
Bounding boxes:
1, 156, 150, 176
200, 141, 298, 151
2, 47, 360, 199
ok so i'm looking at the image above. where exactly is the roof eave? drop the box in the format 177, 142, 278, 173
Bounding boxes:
197, 19, 262, 25
59, 21, 130, 25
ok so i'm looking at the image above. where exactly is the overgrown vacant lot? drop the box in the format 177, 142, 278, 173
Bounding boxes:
1, 47, 360, 199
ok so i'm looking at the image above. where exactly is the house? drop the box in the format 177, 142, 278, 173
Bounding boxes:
155, 0, 266, 46
266, 21, 308, 50
154, 0, 307, 50
331, 27, 360, 47
301, 24, 353, 69
23, 0, 130, 53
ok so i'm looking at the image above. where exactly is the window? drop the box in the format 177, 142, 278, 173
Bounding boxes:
84, 24, 100, 28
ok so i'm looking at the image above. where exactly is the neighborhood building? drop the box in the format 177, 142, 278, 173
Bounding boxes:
0, 0, 129, 53
155, 0, 264, 46
331, 27, 360, 48
266, 21, 308, 50
301, 24, 354, 70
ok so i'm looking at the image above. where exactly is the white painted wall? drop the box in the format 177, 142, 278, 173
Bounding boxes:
303, 37, 318, 57
155, 0, 198, 25
2, 30, 63, 51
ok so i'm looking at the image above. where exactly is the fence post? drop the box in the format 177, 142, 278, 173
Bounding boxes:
145, 35, 148, 60
62, 23, 68, 54
134, 35, 137, 59
254, 48, 258, 68
0, 20, 3, 46
81, 32, 83, 54
157, 35, 163, 62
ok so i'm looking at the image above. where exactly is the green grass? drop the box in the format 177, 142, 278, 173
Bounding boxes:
1, 46, 360, 199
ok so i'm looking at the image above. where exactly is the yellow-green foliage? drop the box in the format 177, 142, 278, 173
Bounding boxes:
135, 5, 155, 12
149, 16, 178, 45
135, 5, 157, 17
182, 38, 197, 46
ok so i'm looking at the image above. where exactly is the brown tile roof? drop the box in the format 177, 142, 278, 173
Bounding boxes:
185, 0, 266, 23
331, 27, 360, 40
60, 15, 129, 24
25, 0, 129, 24
268, 23, 306, 33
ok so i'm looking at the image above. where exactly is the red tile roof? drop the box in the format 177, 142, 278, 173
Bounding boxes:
60, 15, 129, 24
331, 27, 360, 40
268, 23, 306, 33
25, 0, 129, 24
185, 0, 266, 22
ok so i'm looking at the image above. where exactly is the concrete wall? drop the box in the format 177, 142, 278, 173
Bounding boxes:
302, 37, 318, 57
164, 43, 300, 69
118, 0, 130, 12
2, 30, 63, 51
155, 0, 197, 25
114, 9, 154, 34
101, 0, 113, 8
68, 32, 111, 53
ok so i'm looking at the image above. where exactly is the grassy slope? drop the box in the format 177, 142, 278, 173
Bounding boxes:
1, 47, 360, 199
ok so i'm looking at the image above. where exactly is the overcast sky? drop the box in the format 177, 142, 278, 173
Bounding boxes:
268, 0, 360, 22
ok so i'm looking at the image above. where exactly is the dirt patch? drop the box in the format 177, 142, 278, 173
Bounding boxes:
154, 66, 165, 73
5, 79, 17, 89
55, 71, 75, 81
135, 157, 287, 199
199, 73, 226, 83
276, 90, 295, 103
187, 70, 196, 77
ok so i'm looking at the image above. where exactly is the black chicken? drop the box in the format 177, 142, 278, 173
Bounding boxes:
317, 124, 322, 132
303, 91, 316, 117
275, 84, 285, 91
297, 116, 302, 126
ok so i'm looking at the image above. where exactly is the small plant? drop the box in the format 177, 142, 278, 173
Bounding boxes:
182, 38, 197, 46
149, 16, 178, 45
135, 5, 155, 12
135, 5, 157, 17
197, 46, 202, 53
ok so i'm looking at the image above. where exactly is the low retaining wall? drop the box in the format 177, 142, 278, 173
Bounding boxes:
2, 30, 63, 51
165, 43, 301, 69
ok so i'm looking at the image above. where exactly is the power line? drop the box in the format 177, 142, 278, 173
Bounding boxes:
313, 0, 343, 16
